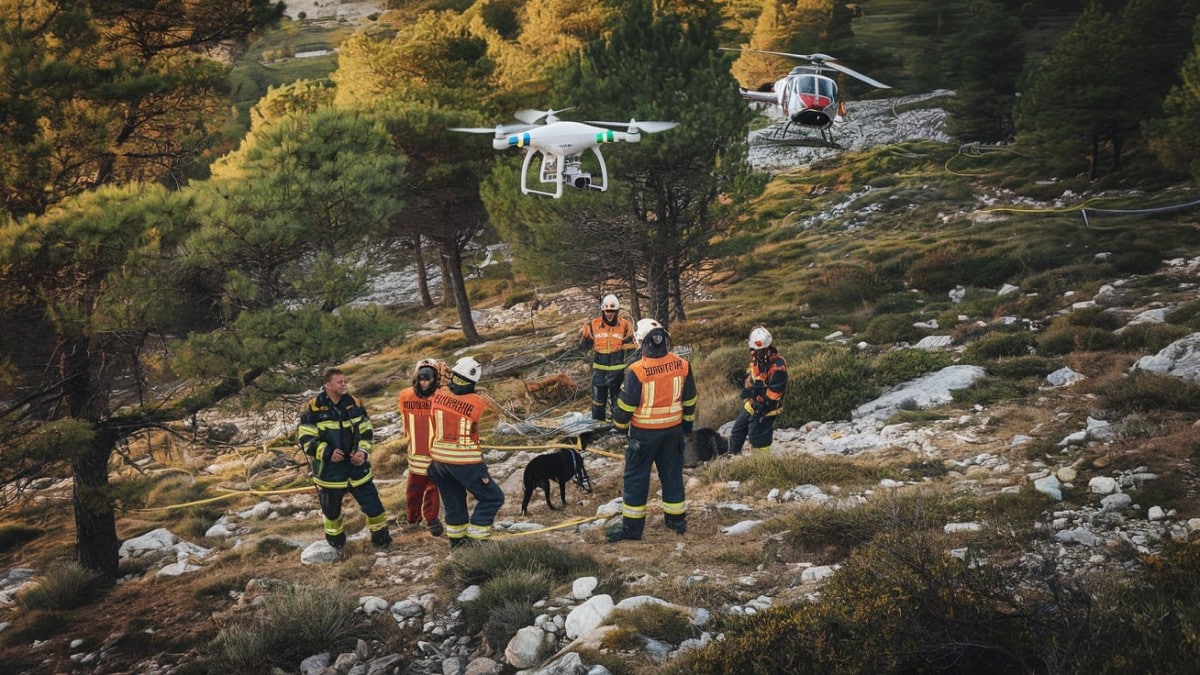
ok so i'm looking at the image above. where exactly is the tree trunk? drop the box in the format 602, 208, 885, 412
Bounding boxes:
1111, 134, 1123, 172
413, 235, 434, 309
60, 336, 120, 578
1089, 134, 1100, 180
646, 252, 671, 330
438, 254, 454, 308
73, 431, 120, 579
669, 258, 686, 322
441, 246, 482, 343
626, 277, 641, 322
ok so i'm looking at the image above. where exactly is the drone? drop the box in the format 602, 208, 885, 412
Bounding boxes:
451, 108, 679, 198
723, 48, 890, 142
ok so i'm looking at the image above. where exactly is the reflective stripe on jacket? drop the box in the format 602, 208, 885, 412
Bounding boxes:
297, 392, 374, 487
613, 353, 697, 430
398, 387, 436, 475
581, 316, 634, 370
430, 390, 488, 464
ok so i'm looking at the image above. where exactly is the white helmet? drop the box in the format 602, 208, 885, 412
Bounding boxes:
600, 294, 620, 311
634, 318, 663, 345
748, 326, 772, 350
451, 356, 482, 383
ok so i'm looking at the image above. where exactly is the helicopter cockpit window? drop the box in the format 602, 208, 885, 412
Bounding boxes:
818, 78, 836, 98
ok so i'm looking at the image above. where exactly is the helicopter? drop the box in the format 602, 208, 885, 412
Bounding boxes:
723, 48, 890, 143
451, 108, 679, 198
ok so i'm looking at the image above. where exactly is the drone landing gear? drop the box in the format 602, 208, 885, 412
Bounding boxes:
521, 148, 608, 199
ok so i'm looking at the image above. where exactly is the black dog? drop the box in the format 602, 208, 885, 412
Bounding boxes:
520, 434, 594, 515
682, 428, 733, 468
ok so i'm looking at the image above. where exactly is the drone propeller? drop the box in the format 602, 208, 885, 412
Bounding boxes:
513, 107, 576, 125
586, 119, 680, 134
450, 123, 539, 136
719, 47, 890, 89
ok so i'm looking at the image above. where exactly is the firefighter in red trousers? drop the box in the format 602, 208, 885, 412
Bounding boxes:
397, 359, 445, 537
728, 326, 788, 454
427, 357, 505, 549
579, 293, 635, 423
607, 319, 698, 542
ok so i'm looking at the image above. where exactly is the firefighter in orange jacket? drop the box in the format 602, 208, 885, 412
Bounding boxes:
729, 326, 788, 454
397, 359, 445, 537
427, 357, 505, 549
579, 294, 635, 423
607, 319, 697, 542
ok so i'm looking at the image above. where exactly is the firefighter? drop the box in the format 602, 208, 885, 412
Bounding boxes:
397, 359, 445, 537
579, 293, 635, 423
607, 319, 698, 542
728, 326, 788, 454
427, 357, 505, 549
297, 368, 391, 549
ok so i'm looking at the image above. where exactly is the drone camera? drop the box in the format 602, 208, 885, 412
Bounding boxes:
572, 174, 592, 189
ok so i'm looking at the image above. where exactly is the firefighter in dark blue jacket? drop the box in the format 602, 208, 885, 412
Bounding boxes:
728, 326, 788, 454
607, 319, 697, 542
298, 368, 391, 549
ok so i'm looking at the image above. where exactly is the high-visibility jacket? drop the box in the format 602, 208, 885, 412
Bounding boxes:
430, 390, 488, 465
580, 315, 634, 371
398, 387, 436, 476
613, 352, 697, 431
297, 392, 374, 488
738, 348, 788, 417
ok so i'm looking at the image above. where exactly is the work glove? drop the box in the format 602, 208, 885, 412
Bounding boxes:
751, 381, 767, 398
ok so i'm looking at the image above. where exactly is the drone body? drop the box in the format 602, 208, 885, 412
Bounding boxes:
453, 109, 678, 198
724, 49, 890, 142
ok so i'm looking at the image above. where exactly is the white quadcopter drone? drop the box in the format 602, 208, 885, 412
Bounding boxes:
451, 108, 679, 198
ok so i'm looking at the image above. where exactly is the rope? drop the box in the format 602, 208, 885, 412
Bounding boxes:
493, 514, 608, 539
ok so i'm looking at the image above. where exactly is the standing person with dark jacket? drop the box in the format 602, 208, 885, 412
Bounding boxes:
607, 319, 698, 542
728, 326, 788, 454
427, 357, 505, 549
298, 368, 392, 549
579, 294, 635, 423
397, 359, 445, 537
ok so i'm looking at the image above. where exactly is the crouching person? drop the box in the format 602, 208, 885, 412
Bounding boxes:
298, 368, 392, 550
428, 357, 505, 550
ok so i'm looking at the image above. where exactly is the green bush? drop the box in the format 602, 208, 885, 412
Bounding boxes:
1099, 371, 1200, 415
439, 539, 603, 588
18, 560, 106, 610
861, 313, 926, 345
871, 349, 953, 388
804, 262, 889, 310
962, 332, 1036, 361
780, 349, 878, 424
1117, 323, 1189, 353
213, 584, 367, 671
1065, 307, 1125, 331
986, 355, 1059, 379
463, 571, 550, 645
607, 602, 696, 644
950, 377, 1036, 405
0, 523, 43, 553
1110, 248, 1161, 274
1166, 300, 1200, 328
1037, 327, 1079, 356
701, 452, 889, 489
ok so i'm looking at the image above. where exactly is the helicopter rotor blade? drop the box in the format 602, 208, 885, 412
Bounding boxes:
514, 107, 576, 124
720, 47, 816, 61
586, 120, 679, 134
822, 61, 890, 88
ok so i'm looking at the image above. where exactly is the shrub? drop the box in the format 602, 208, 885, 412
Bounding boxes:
1110, 248, 1161, 274
213, 583, 367, 671
1065, 307, 1125, 331
439, 539, 603, 588
871, 349, 953, 388
1099, 372, 1200, 415
607, 602, 696, 644
986, 355, 1059, 379
950, 377, 1036, 405
18, 560, 106, 610
701, 452, 888, 490
779, 349, 878, 424
1117, 323, 1189, 353
1166, 299, 1200, 328
962, 332, 1036, 361
805, 262, 887, 309
0, 523, 42, 553
465, 571, 550, 647
861, 313, 925, 345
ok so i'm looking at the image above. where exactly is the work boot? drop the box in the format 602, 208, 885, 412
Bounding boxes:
371, 528, 392, 549
427, 519, 445, 537
664, 513, 687, 535
605, 517, 644, 543
326, 532, 346, 549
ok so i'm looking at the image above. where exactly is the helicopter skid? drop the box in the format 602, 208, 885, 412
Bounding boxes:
751, 127, 842, 149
